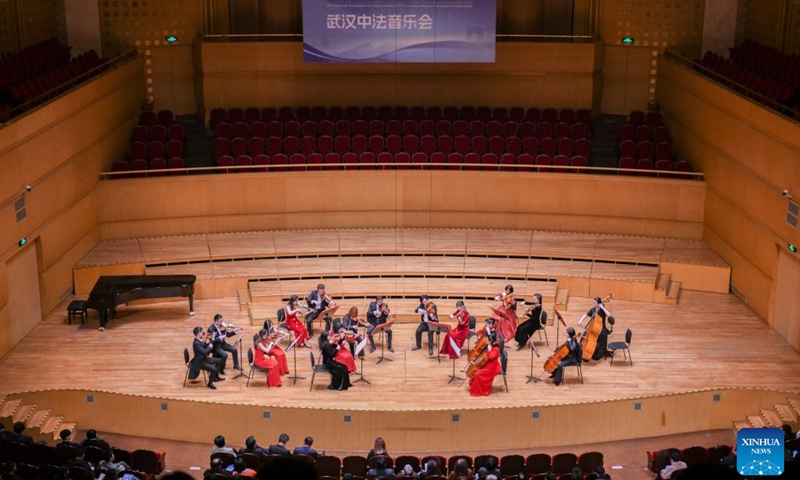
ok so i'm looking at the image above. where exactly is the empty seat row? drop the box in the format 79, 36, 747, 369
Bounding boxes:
213, 135, 590, 160
131, 124, 184, 144
215, 152, 589, 173
215, 119, 590, 141
0, 38, 71, 90
138, 109, 175, 127
626, 110, 663, 128
647, 445, 731, 473
619, 140, 673, 161
111, 157, 187, 177
619, 157, 693, 176
129, 140, 185, 161
6, 50, 104, 106
729, 40, 800, 89
210, 106, 593, 128
618, 124, 671, 143
699, 52, 797, 106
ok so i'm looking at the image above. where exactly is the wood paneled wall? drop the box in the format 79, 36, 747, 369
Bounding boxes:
199, 41, 601, 111
5, 387, 793, 450
656, 58, 800, 348
96, 171, 706, 241
0, 57, 145, 359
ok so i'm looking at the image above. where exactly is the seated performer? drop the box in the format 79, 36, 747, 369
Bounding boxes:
285, 295, 311, 348
491, 284, 518, 342
319, 331, 351, 390
189, 327, 224, 389
367, 296, 394, 353
328, 325, 359, 372
334, 315, 365, 359
515, 293, 544, 350
254, 328, 284, 387
577, 296, 612, 360
412, 295, 439, 356
208, 314, 243, 373
440, 300, 471, 359
468, 318, 503, 397
305, 283, 340, 336
261, 319, 289, 375
551, 327, 582, 386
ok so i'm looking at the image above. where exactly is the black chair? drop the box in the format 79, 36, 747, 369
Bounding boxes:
367, 455, 393, 469
183, 347, 207, 387
680, 446, 706, 467
607, 329, 633, 366
56, 444, 81, 465
239, 452, 263, 471
500, 454, 525, 477
474, 455, 497, 472
39, 464, 65, 480
309, 352, 330, 391
6, 442, 31, 465
111, 448, 133, 467
342, 455, 368, 477
537, 310, 549, 345
131, 449, 165, 476
563, 359, 584, 384
551, 453, 577, 475
577, 451, 603, 474
210, 452, 236, 468
525, 453, 552, 475
246, 348, 270, 387
315, 455, 342, 478
394, 455, 420, 473
83, 445, 108, 464
276, 308, 289, 330
29, 443, 58, 466
448, 455, 473, 473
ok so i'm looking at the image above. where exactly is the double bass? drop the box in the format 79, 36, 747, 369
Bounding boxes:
543, 309, 578, 373
580, 293, 612, 361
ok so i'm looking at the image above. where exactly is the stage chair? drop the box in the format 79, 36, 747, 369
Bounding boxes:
551, 453, 577, 475
309, 352, 330, 391
183, 348, 207, 387
563, 361, 583, 384
607, 329, 632, 366
246, 348, 271, 388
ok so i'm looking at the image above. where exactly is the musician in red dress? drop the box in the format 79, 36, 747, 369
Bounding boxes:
254, 329, 283, 387
328, 328, 358, 372
262, 319, 289, 375
491, 284, 518, 342
440, 301, 471, 359
469, 318, 503, 397
285, 295, 310, 348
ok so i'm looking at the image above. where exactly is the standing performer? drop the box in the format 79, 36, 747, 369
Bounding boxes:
515, 293, 544, 350
491, 284, 518, 342
254, 329, 283, 387
262, 319, 290, 375
468, 318, 503, 397
367, 296, 394, 353
328, 328, 358, 372
412, 295, 438, 356
285, 295, 310, 348
305, 284, 340, 336
440, 300, 471, 359
208, 314, 243, 373
551, 327, 582, 386
190, 327, 224, 389
319, 331, 351, 390
577, 296, 612, 360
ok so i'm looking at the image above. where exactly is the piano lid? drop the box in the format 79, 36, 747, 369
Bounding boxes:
89, 275, 197, 296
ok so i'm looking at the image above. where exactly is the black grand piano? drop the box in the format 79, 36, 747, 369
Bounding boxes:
85, 275, 196, 328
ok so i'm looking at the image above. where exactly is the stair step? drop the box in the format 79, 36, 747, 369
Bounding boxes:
27, 409, 50, 429
734, 421, 750, 432
666, 280, 681, 299
656, 273, 671, 291
0, 398, 21, 418
13, 404, 37, 424
54, 421, 76, 441
788, 399, 800, 418
555, 288, 569, 304
747, 414, 767, 428
761, 409, 783, 427
775, 404, 798, 423
41, 415, 63, 435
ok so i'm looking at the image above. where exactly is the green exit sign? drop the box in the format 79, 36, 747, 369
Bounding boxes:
165, 36, 178, 43
622, 36, 635, 44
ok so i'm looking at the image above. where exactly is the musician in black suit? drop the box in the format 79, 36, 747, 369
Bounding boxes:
552, 327, 582, 386
190, 327, 224, 389
208, 314, 242, 373
367, 296, 393, 353
412, 295, 438, 356
305, 283, 339, 336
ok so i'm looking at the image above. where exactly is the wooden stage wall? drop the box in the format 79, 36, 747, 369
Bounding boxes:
97, 172, 706, 240
4, 387, 794, 452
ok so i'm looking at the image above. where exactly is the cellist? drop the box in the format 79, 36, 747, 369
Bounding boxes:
551, 327, 582, 386
577, 297, 613, 360
468, 318, 503, 396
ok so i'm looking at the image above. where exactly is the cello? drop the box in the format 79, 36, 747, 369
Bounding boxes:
580, 294, 612, 361
543, 309, 579, 373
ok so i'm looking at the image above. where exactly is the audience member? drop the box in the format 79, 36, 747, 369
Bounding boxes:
476, 457, 501, 478
342, 474, 353, 480
676, 463, 740, 480
232, 457, 257, 477
293, 436, 324, 458
80, 429, 112, 460
783, 424, 795, 442
256, 456, 316, 480
238, 436, 265, 458
0, 423, 8, 443
659, 451, 687, 480
58, 429, 83, 452
211, 435, 236, 455
544, 474, 556, 480
7, 423, 34, 445
367, 456, 395, 480
569, 467, 582, 480
1, 461, 23, 480
447, 458, 472, 480
63, 452, 94, 480
418, 459, 442, 480
97, 452, 131, 476
367, 437, 388, 459
485, 476, 497, 480
595, 465, 611, 479
203, 458, 232, 479
267, 433, 290, 456
396, 464, 419, 479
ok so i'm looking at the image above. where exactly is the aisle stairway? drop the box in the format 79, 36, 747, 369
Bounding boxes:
175, 114, 215, 168
0, 395, 78, 442
590, 114, 628, 169
733, 397, 800, 433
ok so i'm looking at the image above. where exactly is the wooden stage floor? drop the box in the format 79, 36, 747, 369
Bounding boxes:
1, 290, 798, 410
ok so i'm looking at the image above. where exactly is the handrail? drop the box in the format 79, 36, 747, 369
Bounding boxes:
662, 49, 800, 121
202, 33, 596, 43
100, 162, 704, 180
0, 49, 140, 125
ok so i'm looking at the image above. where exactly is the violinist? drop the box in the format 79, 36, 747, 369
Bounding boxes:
412, 295, 438, 356
468, 318, 503, 397
515, 293, 544, 350
439, 300, 470, 359
328, 324, 358, 372
578, 297, 612, 360
340, 309, 366, 359
551, 327, 582, 386
491, 284, 518, 342
319, 331, 351, 390
189, 326, 223, 389
367, 296, 393, 353
208, 314, 243, 373
285, 295, 311, 348
261, 319, 289, 376
305, 283, 340, 336
254, 328, 283, 387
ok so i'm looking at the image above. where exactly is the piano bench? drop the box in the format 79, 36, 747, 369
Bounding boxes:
67, 300, 87, 325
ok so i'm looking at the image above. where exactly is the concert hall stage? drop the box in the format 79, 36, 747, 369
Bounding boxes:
1, 290, 798, 452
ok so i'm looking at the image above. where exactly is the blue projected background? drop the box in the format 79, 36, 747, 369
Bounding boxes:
302, 0, 497, 63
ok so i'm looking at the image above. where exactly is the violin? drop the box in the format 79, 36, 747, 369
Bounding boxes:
421, 303, 438, 322
222, 322, 243, 334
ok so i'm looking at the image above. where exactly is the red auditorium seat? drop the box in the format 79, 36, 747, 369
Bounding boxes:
646, 111, 663, 127
318, 120, 334, 137
653, 125, 671, 144
656, 142, 673, 161
453, 120, 468, 137
394, 106, 410, 122
418, 119, 433, 136
414, 105, 429, 121
300, 136, 316, 156
236, 155, 253, 172
558, 108, 575, 124
227, 108, 244, 124
369, 135, 384, 156
328, 107, 344, 122
386, 120, 402, 136
420, 135, 436, 155
295, 107, 312, 123
655, 159, 673, 176
461, 106, 476, 122
469, 120, 485, 137
525, 107, 542, 123
525, 454, 552, 476
576, 109, 592, 127
283, 137, 299, 156
351, 119, 367, 136
435, 120, 451, 136
410, 152, 428, 169
306, 153, 323, 171
502, 121, 519, 138
278, 106, 294, 122
271, 153, 288, 171
265, 137, 281, 156
551, 453, 577, 475
504, 137, 521, 156
570, 123, 588, 140
302, 121, 317, 137
335, 120, 351, 137
636, 158, 654, 175
481, 153, 499, 171
638, 140, 655, 160
443, 106, 458, 122
248, 137, 265, 156
345, 106, 360, 122
554, 122, 570, 139
209, 108, 226, 128
488, 136, 504, 156
386, 135, 402, 155
376, 152, 393, 168
216, 122, 233, 140
147, 141, 165, 160
628, 110, 645, 127
499, 153, 516, 169
261, 107, 278, 123
674, 160, 693, 175
437, 135, 453, 154
446, 152, 463, 170
636, 125, 652, 142
166, 139, 183, 160
395, 152, 411, 169
618, 156, 635, 173
168, 124, 185, 143
322, 153, 340, 170
244, 107, 261, 124
318, 136, 333, 156
619, 140, 636, 159
352, 135, 368, 155
369, 120, 384, 137
476, 106, 491, 122
574, 138, 591, 159
377, 105, 393, 121
464, 152, 481, 170
230, 137, 247, 158
509, 107, 525, 123
285, 121, 302, 138
517, 153, 534, 169
492, 107, 509, 123
542, 108, 558, 124
150, 125, 167, 143
334, 135, 351, 155
486, 120, 502, 138
357, 152, 374, 169
157, 110, 174, 126
267, 121, 283, 138
430, 152, 446, 168
167, 157, 186, 174
361, 106, 376, 122
471, 136, 488, 155
139, 111, 156, 127
535, 154, 552, 172
618, 124, 635, 141
130, 158, 148, 177
553, 154, 570, 171
522, 137, 539, 156
252, 154, 269, 172
454, 135, 470, 155
217, 155, 234, 173
537, 122, 553, 140
131, 125, 149, 143
557, 137, 573, 157
570, 155, 588, 173
519, 121, 536, 139
289, 153, 305, 169
213, 138, 229, 160
402, 120, 418, 136
540, 137, 556, 157
403, 135, 419, 153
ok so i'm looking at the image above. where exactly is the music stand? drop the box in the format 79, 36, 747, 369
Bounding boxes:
525, 338, 543, 384
231, 335, 246, 379
372, 320, 395, 364
443, 333, 464, 384
352, 337, 370, 385
427, 322, 450, 364
285, 337, 305, 385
